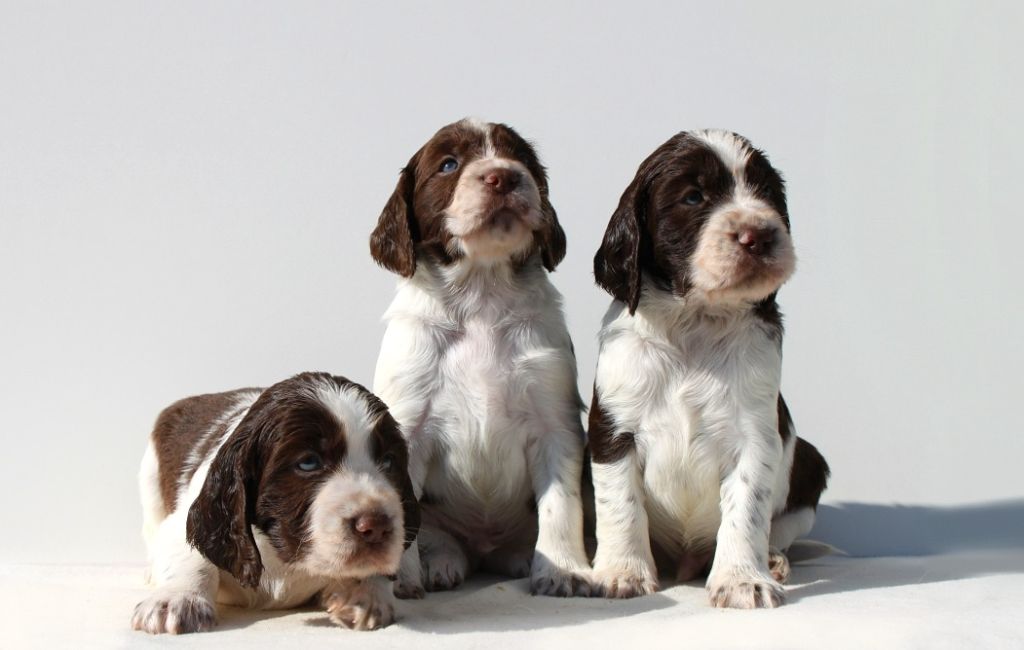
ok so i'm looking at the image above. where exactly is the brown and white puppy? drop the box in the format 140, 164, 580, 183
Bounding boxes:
370, 118, 591, 597
588, 130, 829, 608
132, 372, 418, 634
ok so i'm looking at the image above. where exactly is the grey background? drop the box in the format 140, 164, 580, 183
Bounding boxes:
2, 1, 1021, 564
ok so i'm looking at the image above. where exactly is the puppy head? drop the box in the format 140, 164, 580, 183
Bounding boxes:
370, 118, 565, 276
594, 130, 795, 313
185, 372, 418, 588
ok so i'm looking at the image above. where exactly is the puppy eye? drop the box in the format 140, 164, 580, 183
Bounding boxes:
439, 158, 459, 173
682, 189, 704, 206
296, 454, 323, 473
378, 452, 397, 471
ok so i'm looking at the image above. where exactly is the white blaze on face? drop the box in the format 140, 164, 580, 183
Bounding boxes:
688, 130, 796, 303
444, 120, 544, 263
301, 382, 404, 579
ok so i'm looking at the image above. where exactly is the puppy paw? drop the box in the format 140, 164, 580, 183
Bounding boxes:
768, 548, 791, 584
483, 547, 533, 579
591, 565, 658, 599
421, 548, 467, 592
529, 554, 593, 597
392, 574, 425, 600
325, 579, 395, 631
706, 570, 786, 609
131, 590, 217, 634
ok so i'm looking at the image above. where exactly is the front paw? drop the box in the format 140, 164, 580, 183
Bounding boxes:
324, 579, 395, 631
530, 554, 593, 597
131, 590, 217, 634
706, 570, 786, 609
591, 564, 658, 599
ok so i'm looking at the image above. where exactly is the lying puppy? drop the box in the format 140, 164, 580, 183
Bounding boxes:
588, 130, 829, 608
369, 118, 591, 597
132, 372, 418, 633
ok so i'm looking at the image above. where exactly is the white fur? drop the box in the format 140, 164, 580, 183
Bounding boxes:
375, 122, 589, 595
134, 384, 403, 633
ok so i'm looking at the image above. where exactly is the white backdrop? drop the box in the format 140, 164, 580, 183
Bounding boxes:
2, 1, 1021, 564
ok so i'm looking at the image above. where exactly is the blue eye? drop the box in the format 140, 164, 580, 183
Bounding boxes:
297, 454, 323, 472
683, 189, 704, 206
440, 158, 459, 173
379, 453, 396, 471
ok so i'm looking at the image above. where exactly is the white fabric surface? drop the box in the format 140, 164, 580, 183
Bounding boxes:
4, 549, 1022, 650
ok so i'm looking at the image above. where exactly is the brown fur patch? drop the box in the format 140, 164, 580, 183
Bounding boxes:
587, 391, 635, 465
786, 436, 830, 512
151, 388, 258, 513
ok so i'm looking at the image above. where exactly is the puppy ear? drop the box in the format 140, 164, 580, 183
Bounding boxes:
371, 408, 420, 550
186, 418, 263, 588
537, 195, 567, 272
594, 173, 645, 314
370, 154, 420, 277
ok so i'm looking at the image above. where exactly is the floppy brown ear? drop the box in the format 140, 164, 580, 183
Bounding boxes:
537, 195, 567, 271
186, 420, 263, 588
370, 154, 420, 277
594, 173, 645, 314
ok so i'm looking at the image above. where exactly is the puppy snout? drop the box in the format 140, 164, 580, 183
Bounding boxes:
349, 511, 393, 545
481, 168, 520, 194
735, 226, 776, 256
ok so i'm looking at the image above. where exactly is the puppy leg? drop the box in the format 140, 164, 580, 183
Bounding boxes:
391, 428, 429, 599
324, 576, 396, 631
590, 448, 658, 598
766, 507, 816, 584
706, 429, 786, 609
482, 543, 533, 579
528, 428, 593, 597
418, 524, 470, 591
769, 506, 816, 552
131, 512, 219, 634
393, 542, 425, 599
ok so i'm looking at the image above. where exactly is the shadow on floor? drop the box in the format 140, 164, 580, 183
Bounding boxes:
206, 500, 1024, 632
809, 499, 1024, 556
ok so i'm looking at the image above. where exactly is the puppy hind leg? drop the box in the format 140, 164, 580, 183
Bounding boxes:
418, 525, 471, 592
482, 542, 534, 579
767, 507, 816, 584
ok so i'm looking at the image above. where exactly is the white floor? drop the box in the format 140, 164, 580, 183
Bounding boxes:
4, 549, 1023, 650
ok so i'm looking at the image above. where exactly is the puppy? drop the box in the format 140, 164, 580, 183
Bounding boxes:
587, 130, 830, 608
369, 118, 591, 597
132, 372, 418, 633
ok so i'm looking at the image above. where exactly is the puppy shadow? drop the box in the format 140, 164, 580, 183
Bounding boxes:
783, 499, 1024, 603
396, 575, 675, 634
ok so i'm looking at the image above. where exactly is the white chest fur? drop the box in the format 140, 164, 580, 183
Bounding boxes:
374, 260, 582, 551
595, 297, 787, 553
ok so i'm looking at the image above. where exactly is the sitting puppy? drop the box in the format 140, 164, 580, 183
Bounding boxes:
587, 130, 830, 608
132, 372, 418, 633
369, 118, 591, 597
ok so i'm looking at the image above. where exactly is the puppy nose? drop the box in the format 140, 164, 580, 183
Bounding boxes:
481, 168, 520, 194
350, 512, 393, 545
736, 227, 775, 256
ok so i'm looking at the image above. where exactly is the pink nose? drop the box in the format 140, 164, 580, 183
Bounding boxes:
350, 512, 393, 545
481, 168, 520, 194
736, 227, 776, 256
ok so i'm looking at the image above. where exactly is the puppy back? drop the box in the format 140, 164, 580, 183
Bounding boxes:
151, 388, 260, 514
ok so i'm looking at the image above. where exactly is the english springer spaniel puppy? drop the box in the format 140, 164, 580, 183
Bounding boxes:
587, 130, 829, 608
132, 372, 418, 634
369, 118, 591, 597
